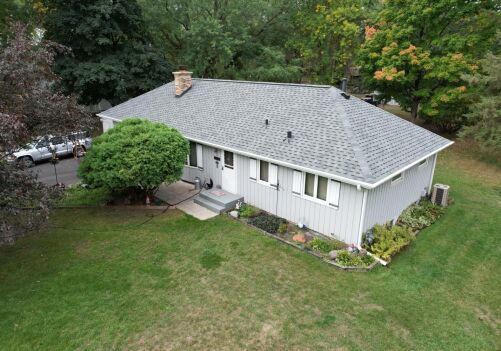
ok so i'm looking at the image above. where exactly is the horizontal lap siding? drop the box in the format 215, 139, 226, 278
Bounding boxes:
362, 154, 436, 231
236, 154, 364, 244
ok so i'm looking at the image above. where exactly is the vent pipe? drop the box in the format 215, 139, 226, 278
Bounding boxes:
341, 78, 348, 92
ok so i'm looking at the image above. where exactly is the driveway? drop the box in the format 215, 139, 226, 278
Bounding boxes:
29, 157, 81, 186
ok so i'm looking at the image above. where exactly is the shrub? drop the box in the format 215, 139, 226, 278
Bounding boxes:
239, 203, 261, 218
309, 238, 344, 253
369, 224, 414, 261
278, 223, 288, 234
335, 250, 374, 267
78, 118, 188, 199
398, 199, 445, 231
248, 214, 285, 233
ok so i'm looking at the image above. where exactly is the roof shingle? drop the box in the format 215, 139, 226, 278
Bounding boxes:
99, 79, 452, 186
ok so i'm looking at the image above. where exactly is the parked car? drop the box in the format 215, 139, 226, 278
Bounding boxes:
5, 132, 92, 167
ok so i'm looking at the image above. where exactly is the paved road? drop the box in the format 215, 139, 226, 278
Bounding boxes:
29, 157, 81, 186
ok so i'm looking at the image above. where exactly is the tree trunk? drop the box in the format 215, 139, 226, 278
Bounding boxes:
410, 99, 419, 121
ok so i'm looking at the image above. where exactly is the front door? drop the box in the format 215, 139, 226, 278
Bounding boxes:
221, 150, 237, 193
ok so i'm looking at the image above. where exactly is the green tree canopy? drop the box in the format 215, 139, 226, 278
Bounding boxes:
42, 0, 171, 105
290, 0, 364, 85
460, 48, 501, 149
137, 0, 301, 82
78, 119, 188, 197
358, 0, 500, 131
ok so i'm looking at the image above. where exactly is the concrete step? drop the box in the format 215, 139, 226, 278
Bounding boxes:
194, 196, 226, 214
199, 190, 243, 209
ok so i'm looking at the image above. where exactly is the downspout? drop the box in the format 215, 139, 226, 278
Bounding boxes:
356, 188, 389, 267
427, 154, 438, 196
356, 189, 368, 247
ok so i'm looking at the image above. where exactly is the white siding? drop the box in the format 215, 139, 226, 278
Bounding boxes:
236, 154, 364, 244
362, 154, 436, 231
101, 118, 115, 132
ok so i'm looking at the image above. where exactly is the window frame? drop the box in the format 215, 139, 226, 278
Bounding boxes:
256, 160, 277, 188
418, 158, 428, 168
186, 141, 203, 169
301, 172, 340, 208
391, 172, 404, 185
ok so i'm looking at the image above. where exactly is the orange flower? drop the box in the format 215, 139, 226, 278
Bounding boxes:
457, 86, 466, 92
365, 26, 377, 40
374, 70, 385, 80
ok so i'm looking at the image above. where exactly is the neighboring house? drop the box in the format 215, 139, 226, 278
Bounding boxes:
98, 70, 453, 245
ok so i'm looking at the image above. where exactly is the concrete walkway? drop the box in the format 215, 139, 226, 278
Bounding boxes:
155, 181, 218, 220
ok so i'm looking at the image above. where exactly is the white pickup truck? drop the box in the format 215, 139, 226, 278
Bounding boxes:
6, 132, 92, 167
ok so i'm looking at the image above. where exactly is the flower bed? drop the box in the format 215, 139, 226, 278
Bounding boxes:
362, 198, 446, 262
232, 204, 378, 271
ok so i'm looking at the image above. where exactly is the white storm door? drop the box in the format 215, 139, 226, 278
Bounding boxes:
221, 151, 237, 193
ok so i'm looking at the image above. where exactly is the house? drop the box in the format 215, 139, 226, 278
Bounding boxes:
97, 70, 453, 246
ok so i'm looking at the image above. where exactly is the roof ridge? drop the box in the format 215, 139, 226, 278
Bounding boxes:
193, 78, 332, 89
328, 88, 374, 181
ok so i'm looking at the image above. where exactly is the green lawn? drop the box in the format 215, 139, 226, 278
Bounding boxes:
0, 146, 499, 350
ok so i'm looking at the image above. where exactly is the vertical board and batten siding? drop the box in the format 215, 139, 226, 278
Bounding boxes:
362, 154, 436, 231
182, 144, 222, 186
236, 154, 364, 244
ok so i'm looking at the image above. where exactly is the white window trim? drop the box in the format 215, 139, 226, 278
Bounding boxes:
249, 158, 257, 181
292, 170, 302, 196
391, 172, 404, 185
301, 172, 339, 209
186, 142, 203, 170
418, 158, 428, 168
256, 160, 277, 188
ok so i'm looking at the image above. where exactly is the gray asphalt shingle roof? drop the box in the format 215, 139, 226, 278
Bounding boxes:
99, 78, 452, 186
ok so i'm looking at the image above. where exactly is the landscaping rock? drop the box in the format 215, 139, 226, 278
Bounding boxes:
229, 210, 239, 218
292, 233, 306, 243
329, 250, 338, 260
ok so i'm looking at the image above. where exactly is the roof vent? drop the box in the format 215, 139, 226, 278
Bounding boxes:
341, 78, 348, 92
283, 131, 293, 143
340, 78, 350, 99
172, 67, 192, 97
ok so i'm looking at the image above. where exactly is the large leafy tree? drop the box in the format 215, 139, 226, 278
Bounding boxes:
290, 0, 364, 85
42, 0, 171, 105
460, 50, 501, 149
0, 23, 95, 244
358, 0, 499, 131
78, 119, 188, 200
138, 0, 301, 82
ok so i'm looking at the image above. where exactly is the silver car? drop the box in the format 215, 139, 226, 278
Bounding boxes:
6, 132, 92, 167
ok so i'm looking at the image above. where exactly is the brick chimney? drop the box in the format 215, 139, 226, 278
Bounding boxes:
173, 69, 193, 96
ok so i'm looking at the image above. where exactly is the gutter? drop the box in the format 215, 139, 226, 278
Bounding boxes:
97, 114, 454, 190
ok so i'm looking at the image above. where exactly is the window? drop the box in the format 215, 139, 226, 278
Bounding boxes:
304, 173, 315, 197
249, 158, 257, 180
224, 151, 234, 169
259, 160, 268, 182
391, 173, 403, 184
303, 173, 340, 207
418, 158, 428, 168
257, 160, 278, 187
186, 142, 203, 168
317, 176, 328, 201
187, 141, 197, 167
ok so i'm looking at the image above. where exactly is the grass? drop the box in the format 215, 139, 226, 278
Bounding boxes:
60, 185, 113, 207
0, 148, 499, 350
